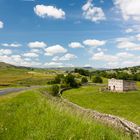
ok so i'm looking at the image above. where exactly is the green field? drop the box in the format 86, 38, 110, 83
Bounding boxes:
0, 65, 56, 88
63, 85, 140, 125
0, 90, 131, 140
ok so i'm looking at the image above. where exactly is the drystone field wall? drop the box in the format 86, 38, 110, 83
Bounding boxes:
61, 98, 140, 139
42, 89, 140, 139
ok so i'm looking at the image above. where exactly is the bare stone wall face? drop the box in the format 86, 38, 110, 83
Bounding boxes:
108, 79, 123, 92
123, 81, 137, 91
108, 79, 137, 92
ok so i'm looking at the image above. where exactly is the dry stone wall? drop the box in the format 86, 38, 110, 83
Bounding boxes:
62, 98, 140, 139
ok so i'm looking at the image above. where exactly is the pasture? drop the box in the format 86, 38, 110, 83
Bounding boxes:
0, 67, 56, 88
0, 90, 130, 140
63, 85, 140, 125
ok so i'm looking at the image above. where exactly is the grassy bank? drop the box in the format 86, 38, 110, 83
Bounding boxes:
0, 90, 130, 140
63, 85, 140, 125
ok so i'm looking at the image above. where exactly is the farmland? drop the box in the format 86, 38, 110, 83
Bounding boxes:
63, 85, 140, 125
0, 90, 131, 140
0, 62, 60, 88
0, 62, 140, 139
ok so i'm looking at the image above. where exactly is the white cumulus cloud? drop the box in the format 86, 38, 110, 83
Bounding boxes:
91, 51, 139, 68
23, 52, 39, 57
1, 43, 22, 48
83, 39, 106, 47
92, 52, 118, 62
69, 42, 84, 48
0, 21, 4, 29
82, 0, 106, 22
34, 4, 65, 19
45, 45, 67, 56
44, 62, 63, 67
117, 40, 140, 51
114, 0, 140, 21
125, 28, 134, 33
28, 41, 47, 48
136, 34, 140, 41
0, 49, 12, 55
59, 53, 77, 61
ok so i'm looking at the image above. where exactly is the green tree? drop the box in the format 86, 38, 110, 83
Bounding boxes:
49, 85, 59, 96
92, 76, 103, 83
64, 74, 78, 88
81, 77, 88, 84
54, 74, 65, 84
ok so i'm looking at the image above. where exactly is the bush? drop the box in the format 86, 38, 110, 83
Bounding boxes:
48, 74, 65, 84
64, 74, 79, 88
81, 77, 88, 84
54, 75, 61, 84
92, 76, 103, 83
60, 83, 70, 89
49, 85, 60, 96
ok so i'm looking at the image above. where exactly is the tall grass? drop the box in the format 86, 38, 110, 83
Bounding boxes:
0, 90, 130, 140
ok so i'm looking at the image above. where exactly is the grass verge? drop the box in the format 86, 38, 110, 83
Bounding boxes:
0, 89, 131, 140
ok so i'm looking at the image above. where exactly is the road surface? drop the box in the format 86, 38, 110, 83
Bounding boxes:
0, 86, 42, 96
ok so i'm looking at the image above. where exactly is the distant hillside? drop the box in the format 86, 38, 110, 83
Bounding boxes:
0, 62, 37, 71
0, 62, 16, 69
106, 65, 140, 74
0, 61, 139, 73
48, 67, 96, 72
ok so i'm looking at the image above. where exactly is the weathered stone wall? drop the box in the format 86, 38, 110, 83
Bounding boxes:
108, 78, 137, 92
108, 79, 124, 92
123, 81, 137, 91
62, 98, 140, 139
42, 88, 140, 139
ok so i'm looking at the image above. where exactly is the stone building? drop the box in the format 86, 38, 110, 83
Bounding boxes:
108, 78, 137, 92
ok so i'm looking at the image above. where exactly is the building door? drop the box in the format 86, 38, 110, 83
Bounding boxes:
113, 85, 115, 91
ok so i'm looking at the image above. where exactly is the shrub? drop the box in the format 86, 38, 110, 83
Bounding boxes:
60, 83, 70, 89
49, 85, 60, 96
54, 75, 61, 84
64, 74, 79, 88
92, 76, 103, 83
50, 74, 65, 84
81, 77, 88, 84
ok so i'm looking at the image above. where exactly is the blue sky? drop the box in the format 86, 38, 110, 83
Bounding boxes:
0, 0, 140, 68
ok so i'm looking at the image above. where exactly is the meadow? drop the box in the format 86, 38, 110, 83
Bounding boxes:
0, 66, 57, 88
63, 85, 140, 125
0, 90, 131, 140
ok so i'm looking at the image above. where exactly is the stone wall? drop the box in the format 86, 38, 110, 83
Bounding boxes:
123, 81, 137, 91
62, 98, 140, 139
108, 78, 137, 92
108, 78, 124, 92
42, 89, 140, 139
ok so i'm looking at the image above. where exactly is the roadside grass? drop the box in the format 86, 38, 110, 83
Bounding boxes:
63, 85, 140, 125
0, 90, 130, 140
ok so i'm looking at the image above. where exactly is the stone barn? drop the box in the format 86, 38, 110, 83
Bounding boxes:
108, 78, 137, 92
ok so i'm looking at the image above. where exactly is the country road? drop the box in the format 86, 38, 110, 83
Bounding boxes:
0, 86, 43, 96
